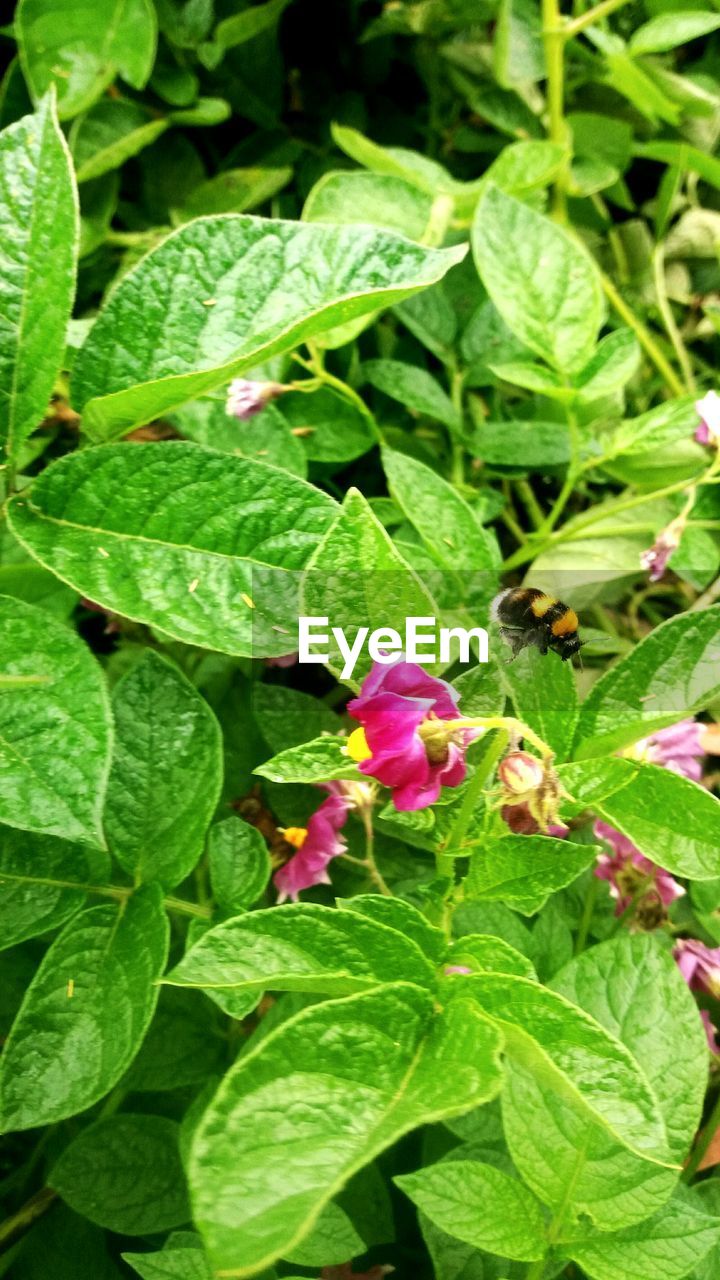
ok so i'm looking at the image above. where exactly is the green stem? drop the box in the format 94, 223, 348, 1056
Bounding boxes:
515, 479, 545, 531
652, 244, 696, 394
0, 871, 211, 919
683, 1088, 720, 1182
542, 0, 568, 219
439, 731, 509, 858
360, 805, 392, 897
574, 874, 599, 954
599, 269, 685, 396
565, 0, 635, 37
0, 675, 50, 689
302, 344, 384, 445
443, 716, 553, 760
0, 1188, 57, 1254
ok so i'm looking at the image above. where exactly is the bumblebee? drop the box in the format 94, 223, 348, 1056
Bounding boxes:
491, 587, 582, 662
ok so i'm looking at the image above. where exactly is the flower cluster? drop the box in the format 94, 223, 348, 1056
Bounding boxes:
225, 378, 286, 420
497, 750, 568, 836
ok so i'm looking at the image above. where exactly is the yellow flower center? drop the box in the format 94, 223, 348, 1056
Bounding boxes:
346, 726, 372, 762
281, 826, 308, 849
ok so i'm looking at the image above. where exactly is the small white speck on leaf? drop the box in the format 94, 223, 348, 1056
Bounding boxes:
66, 979, 74, 998
98, 547, 109, 558
241, 593, 255, 609
201, 298, 217, 307
188, 578, 200, 593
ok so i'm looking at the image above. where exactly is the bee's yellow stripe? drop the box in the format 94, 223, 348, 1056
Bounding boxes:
552, 609, 578, 637
529, 594, 556, 618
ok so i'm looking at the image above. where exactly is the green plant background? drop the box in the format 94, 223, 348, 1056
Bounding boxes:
2, 1, 720, 1278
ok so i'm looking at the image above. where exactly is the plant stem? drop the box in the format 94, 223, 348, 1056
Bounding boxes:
542, 0, 568, 219
0, 871, 211, 919
599, 270, 685, 396
0, 1188, 56, 1254
360, 806, 392, 896
652, 244, 696, 394
515, 479, 545, 531
564, 0, 634, 37
439, 731, 509, 858
574, 874, 599, 954
444, 716, 553, 760
302, 344, 384, 445
683, 1089, 720, 1182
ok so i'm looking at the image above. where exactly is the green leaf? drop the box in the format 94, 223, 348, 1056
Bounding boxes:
337, 894, 447, 964
330, 122, 483, 220
208, 817, 270, 913
0, 828, 109, 951
171, 397, 307, 476
396, 1159, 546, 1262
211, 0, 292, 51
49, 1115, 189, 1234
484, 139, 565, 197
464, 973, 672, 1165
8, 443, 338, 657
189, 985, 503, 1275
165, 901, 437, 998
562, 1197, 720, 1280
104, 651, 223, 888
629, 11, 720, 55
173, 166, 292, 221
552, 934, 708, 1164
469, 419, 571, 468
364, 361, 461, 432
303, 170, 433, 241
124, 1240, 212, 1280
446, 933, 537, 979
300, 488, 442, 684
254, 735, 362, 784
0, 885, 169, 1131
281, 387, 376, 464
0, 595, 111, 845
495, 643, 579, 760
124, 1247, 212, 1280
574, 329, 640, 401
253, 683, 341, 753
562, 758, 720, 881
70, 216, 466, 440
70, 99, 168, 183
635, 141, 720, 192
16, 0, 157, 119
472, 184, 604, 374
0, 93, 78, 464
123, 986, 225, 1093
382, 447, 500, 586
284, 1201, 364, 1267
466, 835, 597, 915
573, 607, 720, 758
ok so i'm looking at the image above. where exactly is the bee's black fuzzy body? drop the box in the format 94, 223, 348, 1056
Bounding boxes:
491, 587, 582, 662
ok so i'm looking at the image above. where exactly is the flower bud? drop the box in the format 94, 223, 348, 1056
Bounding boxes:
498, 751, 545, 795
225, 378, 286, 420
695, 390, 720, 447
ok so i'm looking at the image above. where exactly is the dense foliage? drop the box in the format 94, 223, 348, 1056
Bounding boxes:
2, 1, 720, 1278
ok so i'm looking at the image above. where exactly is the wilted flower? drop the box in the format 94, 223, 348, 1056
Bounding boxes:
225, 378, 285, 420
346, 657, 480, 811
498, 750, 567, 834
273, 783, 351, 902
625, 718, 706, 783
640, 513, 685, 582
695, 390, 720, 447
501, 802, 568, 837
594, 821, 684, 926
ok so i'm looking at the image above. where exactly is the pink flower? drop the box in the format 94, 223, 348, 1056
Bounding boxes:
498, 751, 545, 795
594, 821, 685, 918
626, 719, 706, 783
700, 1010, 720, 1054
346, 658, 478, 811
273, 784, 350, 903
264, 652, 298, 669
640, 514, 685, 582
225, 378, 285, 420
695, 390, 720, 446
444, 965, 473, 976
674, 938, 720, 998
